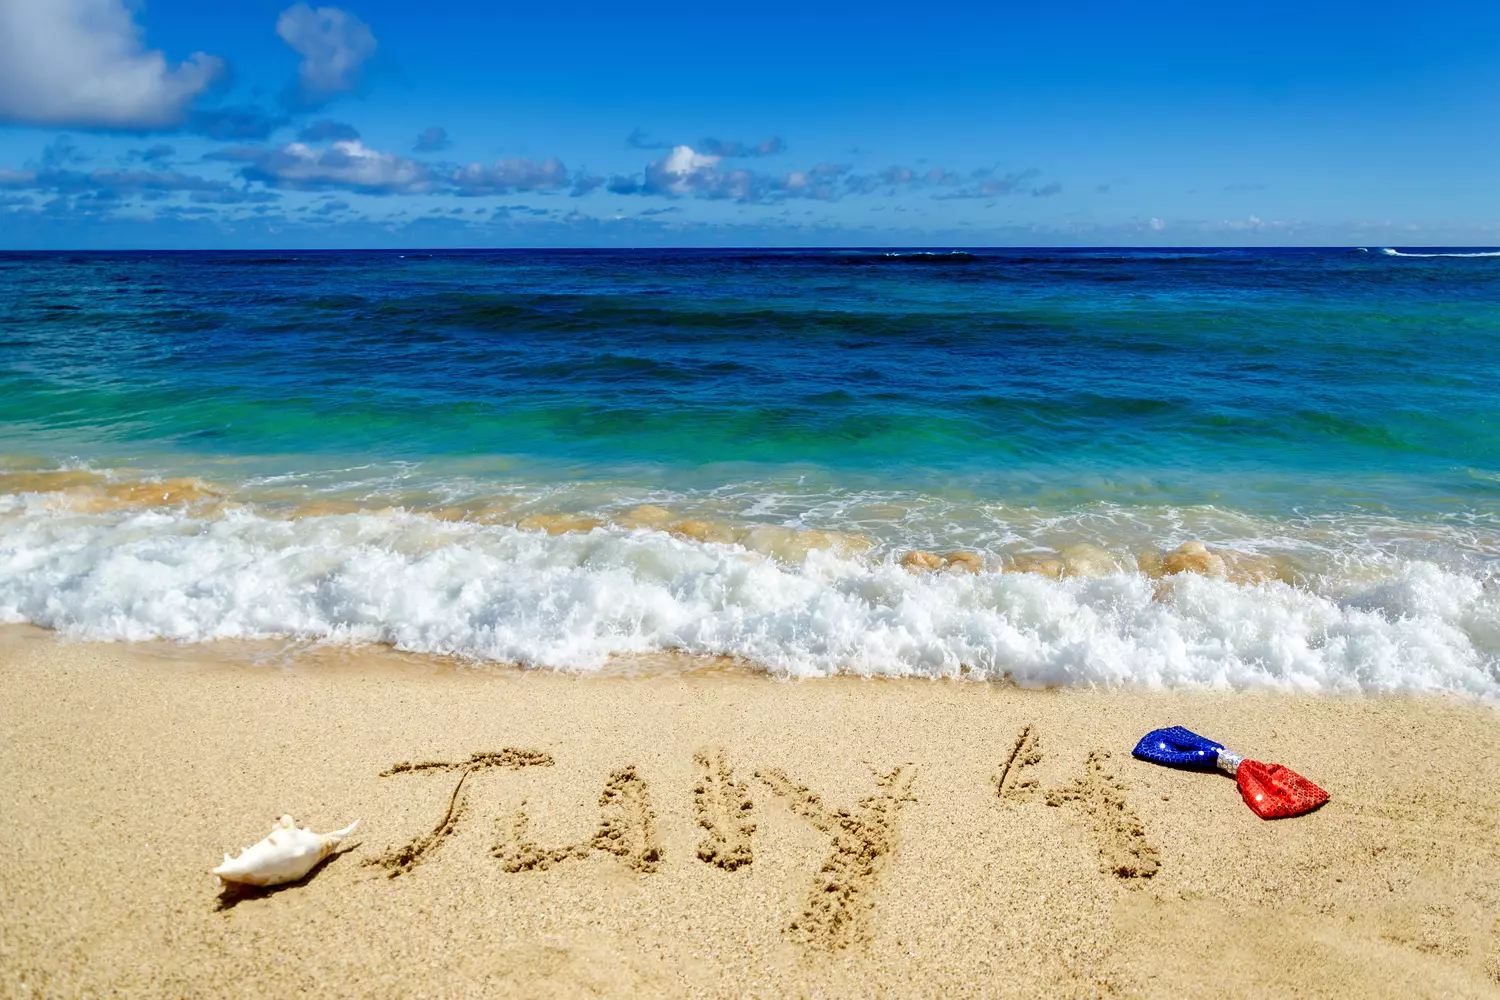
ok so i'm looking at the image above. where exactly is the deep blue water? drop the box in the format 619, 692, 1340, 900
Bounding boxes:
1, 247, 1497, 690
2, 246, 1498, 512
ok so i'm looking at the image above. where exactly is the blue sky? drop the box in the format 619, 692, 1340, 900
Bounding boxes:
1, 0, 1496, 248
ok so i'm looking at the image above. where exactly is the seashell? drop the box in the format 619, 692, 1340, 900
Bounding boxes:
212, 815, 359, 887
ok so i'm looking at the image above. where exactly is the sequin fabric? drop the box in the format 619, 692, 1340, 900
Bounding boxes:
1236, 760, 1330, 819
1130, 726, 1224, 769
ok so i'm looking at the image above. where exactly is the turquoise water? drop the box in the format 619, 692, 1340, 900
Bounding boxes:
1, 248, 1497, 691
3, 248, 1499, 508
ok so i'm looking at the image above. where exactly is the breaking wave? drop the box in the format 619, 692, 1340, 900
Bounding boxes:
1380, 248, 1500, 258
1, 497, 1496, 696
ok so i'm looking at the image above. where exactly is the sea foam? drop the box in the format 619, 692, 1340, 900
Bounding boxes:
1380, 248, 1500, 258
0, 504, 1495, 695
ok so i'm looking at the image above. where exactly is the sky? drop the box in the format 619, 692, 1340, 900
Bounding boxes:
0, 0, 1497, 248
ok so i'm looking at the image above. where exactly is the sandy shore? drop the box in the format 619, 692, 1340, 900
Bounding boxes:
1, 625, 1496, 998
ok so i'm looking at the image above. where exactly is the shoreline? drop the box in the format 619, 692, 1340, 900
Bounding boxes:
2, 626, 1498, 998
4, 467, 1498, 694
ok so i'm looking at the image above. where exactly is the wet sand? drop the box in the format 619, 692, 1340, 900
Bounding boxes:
1, 625, 1497, 998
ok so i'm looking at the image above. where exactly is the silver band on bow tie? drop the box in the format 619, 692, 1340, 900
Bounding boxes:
1215, 749, 1244, 776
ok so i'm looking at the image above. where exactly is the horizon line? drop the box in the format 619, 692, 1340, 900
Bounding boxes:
2, 244, 1494, 253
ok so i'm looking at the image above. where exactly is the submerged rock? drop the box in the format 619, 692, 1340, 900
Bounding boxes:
739, 525, 872, 563
0, 470, 107, 494
516, 513, 605, 535
1220, 549, 1287, 585
1154, 541, 1290, 586
618, 504, 675, 530
901, 550, 945, 572
1058, 543, 1119, 578
1161, 541, 1227, 578
669, 519, 740, 544
1006, 554, 1065, 579
944, 551, 984, 574
286, 500, 366, 518
58, 477, 222, 513
1136, 550, 1165, 578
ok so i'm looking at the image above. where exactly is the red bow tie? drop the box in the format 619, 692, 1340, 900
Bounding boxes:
1235, 759, 1329, 819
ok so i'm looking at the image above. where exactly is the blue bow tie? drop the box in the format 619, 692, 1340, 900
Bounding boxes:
1132, 725, 1232, 771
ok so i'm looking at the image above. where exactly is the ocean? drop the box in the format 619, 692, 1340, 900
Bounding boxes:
1, 247, 1497, 693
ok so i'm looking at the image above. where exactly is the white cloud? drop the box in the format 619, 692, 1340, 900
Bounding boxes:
647, 146, 724, 195
213, 141, 592, 197
1215, 214, 1293, 232
611, 147, 1043, 204
629, 144, 766, 200
277, 4, 377, 105
928, 169, 1042, 200
0, 0, 224, 129
229, 140, 431, 194
451, 158, 569, 196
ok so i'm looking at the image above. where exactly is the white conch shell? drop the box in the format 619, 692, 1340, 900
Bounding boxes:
212, 815, 360, 887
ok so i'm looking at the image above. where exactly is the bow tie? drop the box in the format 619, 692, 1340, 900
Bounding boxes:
1131, 726, 1329, 819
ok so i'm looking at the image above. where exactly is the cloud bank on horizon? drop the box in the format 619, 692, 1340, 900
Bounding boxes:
0, 0, 1494, 248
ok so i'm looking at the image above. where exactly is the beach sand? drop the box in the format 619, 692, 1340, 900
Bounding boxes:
1, 624, 1497, 999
